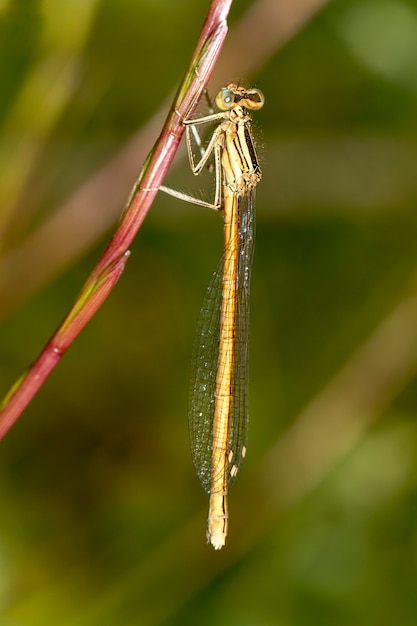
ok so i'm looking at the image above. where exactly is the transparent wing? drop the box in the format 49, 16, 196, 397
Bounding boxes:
228, 189, 255, 482
188, 190, 256, 493
188, 253, 222, 492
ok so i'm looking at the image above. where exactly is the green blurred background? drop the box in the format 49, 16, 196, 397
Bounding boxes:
2, 0, 417, 624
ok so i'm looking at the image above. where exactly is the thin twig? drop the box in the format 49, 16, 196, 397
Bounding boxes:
0, 0, 233, 439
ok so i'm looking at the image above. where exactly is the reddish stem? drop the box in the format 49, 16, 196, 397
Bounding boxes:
0, 0, 233, 439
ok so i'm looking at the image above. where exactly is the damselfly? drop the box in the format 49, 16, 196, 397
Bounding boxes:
161, 84, 264, 549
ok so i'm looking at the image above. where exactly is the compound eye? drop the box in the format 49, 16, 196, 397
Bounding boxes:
246, 88, 265, 110
215, 88, 235, 111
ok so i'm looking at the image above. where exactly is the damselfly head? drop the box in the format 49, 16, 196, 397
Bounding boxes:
215, 84, 265, 112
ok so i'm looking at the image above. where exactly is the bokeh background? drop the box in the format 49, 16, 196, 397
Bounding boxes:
2, 0, 417, 624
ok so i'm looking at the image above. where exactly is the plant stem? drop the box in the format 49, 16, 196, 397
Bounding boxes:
0, 0, 233, 439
